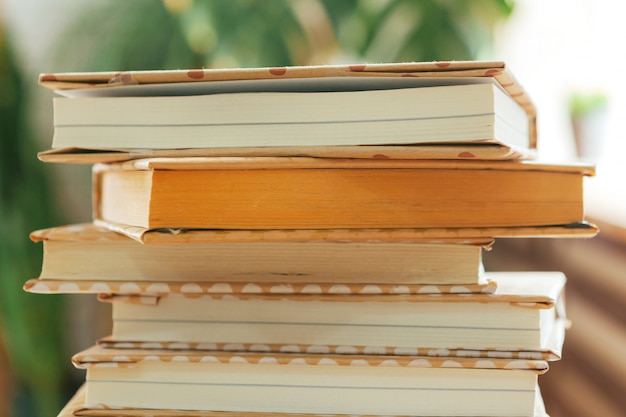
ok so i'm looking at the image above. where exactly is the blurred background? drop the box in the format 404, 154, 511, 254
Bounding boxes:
1, 1, 624, 416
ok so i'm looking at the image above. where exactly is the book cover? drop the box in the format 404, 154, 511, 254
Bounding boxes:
24, 279, 498, 297
38, 143, 535, 164
96, 219, 599, 244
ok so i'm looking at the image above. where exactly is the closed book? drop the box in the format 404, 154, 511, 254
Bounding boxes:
58, 383, 552, 417
26, 223, 491, 288
72, 345, 549, 416
93, 157, 593, 230
39, 61, 536, 162
99, 271, 566, 357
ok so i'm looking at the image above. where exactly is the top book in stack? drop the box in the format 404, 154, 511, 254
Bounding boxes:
38, 61, 536, 163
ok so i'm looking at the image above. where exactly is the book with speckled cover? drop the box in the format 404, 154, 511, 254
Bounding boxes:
70, 344, 550, 417
92, 157, 593, 231
38, 61, 537, 162
96, 271, 567, 358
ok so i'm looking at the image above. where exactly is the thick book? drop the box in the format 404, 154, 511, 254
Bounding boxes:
58, 384, 552, 417
93, 157, 593, 230
38, 61, 537, 162
98, 271, 566, 357
26, 223, 491, 288
71, 345, 549, 416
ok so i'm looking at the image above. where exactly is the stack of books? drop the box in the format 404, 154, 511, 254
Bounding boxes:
27, 61, 597, 417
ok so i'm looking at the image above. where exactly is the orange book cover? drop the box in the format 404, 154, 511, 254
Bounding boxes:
92, 157, 593, 230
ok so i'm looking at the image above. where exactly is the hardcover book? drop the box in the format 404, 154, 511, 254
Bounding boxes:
58, 383, 551, 417
71, 345, 549, 417
38, 61, 537, 163
26, 223, 492, 287
92, 157, 593, 230
98, 271, 566, 357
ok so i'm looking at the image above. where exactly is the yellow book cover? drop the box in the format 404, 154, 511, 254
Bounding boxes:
92, 157, 593, 230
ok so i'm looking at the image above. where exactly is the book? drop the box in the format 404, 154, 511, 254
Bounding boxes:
99, 271, 566, 356
58, 383, 552, 417
26, 223, 491, 288
93, 157, 593, 230
38, 61, 537, 161
72, 345, 549, 416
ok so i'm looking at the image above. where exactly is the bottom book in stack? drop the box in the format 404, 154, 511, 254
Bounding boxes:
62, 347, 551, 417
53, 271, 564, 417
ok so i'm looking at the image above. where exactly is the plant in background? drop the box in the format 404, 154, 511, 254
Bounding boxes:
569, 90, 609, 160
0, 27, 67, 417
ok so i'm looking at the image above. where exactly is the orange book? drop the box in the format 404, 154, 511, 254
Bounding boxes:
93, 157, 593, 230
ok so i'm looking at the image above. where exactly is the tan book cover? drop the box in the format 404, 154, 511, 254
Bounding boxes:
38, 143, 535, 164
96, 219, 599, 244
92, 157, 593, 230
59, 383, 550, 417
32, 220, 511, 244
24, 279, 498, 297
95, 338, 562, 362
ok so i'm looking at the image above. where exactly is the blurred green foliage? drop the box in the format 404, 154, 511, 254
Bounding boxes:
1, 1, 513, 416
51, 0, 513, 71
0, 30, 67, 417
